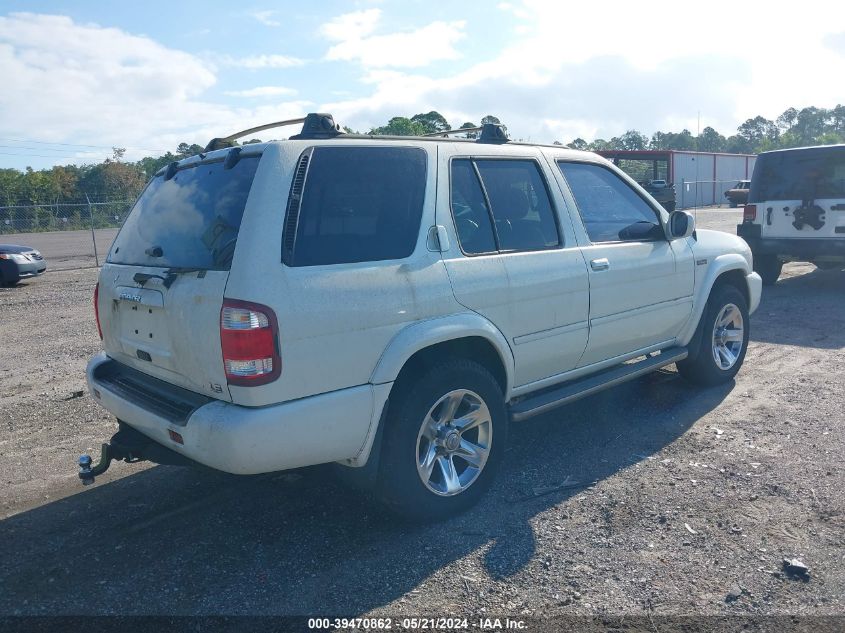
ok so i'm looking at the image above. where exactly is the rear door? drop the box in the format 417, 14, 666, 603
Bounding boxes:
437, 145, 590, 388
752, 147, 845, 239
98, 150, 263, 400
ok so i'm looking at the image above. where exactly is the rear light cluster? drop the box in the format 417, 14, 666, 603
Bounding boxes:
220, 299, 281, 386
743, 204, 757, 221
94, 282, 103, 340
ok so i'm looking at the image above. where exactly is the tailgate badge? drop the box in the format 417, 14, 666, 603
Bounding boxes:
120, 291, 143, 302
210, 383, 223, 394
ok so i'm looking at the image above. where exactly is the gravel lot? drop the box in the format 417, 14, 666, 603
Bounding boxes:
1, 209, 843, 621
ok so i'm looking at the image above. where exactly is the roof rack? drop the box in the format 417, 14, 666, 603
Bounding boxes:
423, 126, 481, 137
424, 122, 509, 144
204, 113, 343, 151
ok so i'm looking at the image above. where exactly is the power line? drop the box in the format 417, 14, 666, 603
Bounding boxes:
0, 137, 170, 153
0, 144, 110, 155
0, 151, 110, 159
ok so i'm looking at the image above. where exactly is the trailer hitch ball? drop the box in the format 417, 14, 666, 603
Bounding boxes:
79, 454, 95, 485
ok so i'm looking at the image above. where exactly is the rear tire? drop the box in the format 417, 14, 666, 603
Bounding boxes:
377, 358, 507, 521
753, 253, 783, 285
677, 284, 749, 386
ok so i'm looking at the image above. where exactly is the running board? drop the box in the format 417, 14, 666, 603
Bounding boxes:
509, 347, 688, 422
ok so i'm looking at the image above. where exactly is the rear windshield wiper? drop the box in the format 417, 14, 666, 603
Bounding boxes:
133, 267, 206, 289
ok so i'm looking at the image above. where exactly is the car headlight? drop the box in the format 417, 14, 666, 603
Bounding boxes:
11, 253, 29, 263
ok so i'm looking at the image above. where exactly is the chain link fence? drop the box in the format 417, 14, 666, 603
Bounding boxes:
0, 201, 133, 270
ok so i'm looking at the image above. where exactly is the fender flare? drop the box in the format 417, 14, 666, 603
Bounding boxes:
369, 312, 516, 399
677, 253, 754, 346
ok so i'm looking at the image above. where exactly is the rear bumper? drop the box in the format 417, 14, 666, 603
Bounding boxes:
86, 352, 386, 474
738, 223, 845, 259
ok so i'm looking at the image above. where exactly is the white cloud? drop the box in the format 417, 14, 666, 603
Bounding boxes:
325, 0, 845, 143
0, 13, 311, 165
322, 9, 466, 68
321, 9, 381, 42
250, 10, 281, 27
220, 54, 304, 69
224, 86, 297, 98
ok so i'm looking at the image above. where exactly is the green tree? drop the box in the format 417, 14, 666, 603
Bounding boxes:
410, 111, 449, 134
736, 116, 779, 151
776, 107, 799, 131
611, 130, 648, 150
370, 117, 427, 136
176, 142, 205, 156
696, 126, 726, 152
566, 138, 588, 150
588, 138, 611, 151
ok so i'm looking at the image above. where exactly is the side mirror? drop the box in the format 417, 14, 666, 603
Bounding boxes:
668, 211, 695, 240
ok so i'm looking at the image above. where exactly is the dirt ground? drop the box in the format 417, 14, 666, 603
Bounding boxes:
0, 209, 843, 621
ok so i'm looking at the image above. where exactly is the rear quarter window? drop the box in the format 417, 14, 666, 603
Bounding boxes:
285, 146, 427, 266
108, 155, 259, 270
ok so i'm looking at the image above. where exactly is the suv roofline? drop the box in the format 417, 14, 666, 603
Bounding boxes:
201, 111, 595, 155
756, 143, 845, 156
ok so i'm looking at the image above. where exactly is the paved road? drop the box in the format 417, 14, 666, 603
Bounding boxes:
1, 228, 119, 270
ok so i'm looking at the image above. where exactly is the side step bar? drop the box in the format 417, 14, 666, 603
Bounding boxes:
509, 347, 688, 422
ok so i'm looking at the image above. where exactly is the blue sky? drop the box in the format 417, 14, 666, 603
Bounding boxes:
2, 1, 844, 169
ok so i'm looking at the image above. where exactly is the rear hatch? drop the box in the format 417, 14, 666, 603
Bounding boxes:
750, 146, 845, 239
97, 150, 262, 401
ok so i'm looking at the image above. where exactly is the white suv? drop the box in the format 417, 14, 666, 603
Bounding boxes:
739, 144, 845, 284
82, 113, 762, 519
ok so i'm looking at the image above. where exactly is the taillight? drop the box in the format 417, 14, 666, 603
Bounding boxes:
743, 204, 757, 221
94, 282, 103, 340
220, 299, 281, 386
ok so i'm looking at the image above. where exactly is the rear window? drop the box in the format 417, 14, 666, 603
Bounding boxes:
750, 148, 845, 202
285, 146, 427, 267
108, 155, 260, 270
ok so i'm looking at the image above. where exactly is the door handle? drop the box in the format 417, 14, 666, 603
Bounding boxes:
590, 258, 610, 271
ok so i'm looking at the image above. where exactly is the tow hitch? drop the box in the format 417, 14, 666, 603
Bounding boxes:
78, 426, 148, 485
78, 422, 199, 485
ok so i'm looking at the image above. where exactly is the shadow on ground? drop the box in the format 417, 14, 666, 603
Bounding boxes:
0, 372, 731, 615
750, 268, 845, 350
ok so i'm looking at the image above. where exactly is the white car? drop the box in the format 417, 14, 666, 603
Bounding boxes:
82, 114, 762, 520
738, 144, 845, 284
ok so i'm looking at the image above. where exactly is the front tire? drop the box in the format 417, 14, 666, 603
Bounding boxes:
677, 284, 749, 386
377, 358, 508, 521
753, 253, 783, 285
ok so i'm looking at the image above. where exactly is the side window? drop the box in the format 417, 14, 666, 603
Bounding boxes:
286, 147, 427, 266
475, 160, 560, 251
450, 160, 497, 254
450, 158, 561, 255
557, 162, 664, 243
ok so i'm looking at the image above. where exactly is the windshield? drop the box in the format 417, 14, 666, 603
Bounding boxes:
108, 156, 260, 270
750, 147, 845, 202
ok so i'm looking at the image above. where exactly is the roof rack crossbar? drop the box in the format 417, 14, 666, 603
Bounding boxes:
423, 126, 483, 137
204, 113, 342, 151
